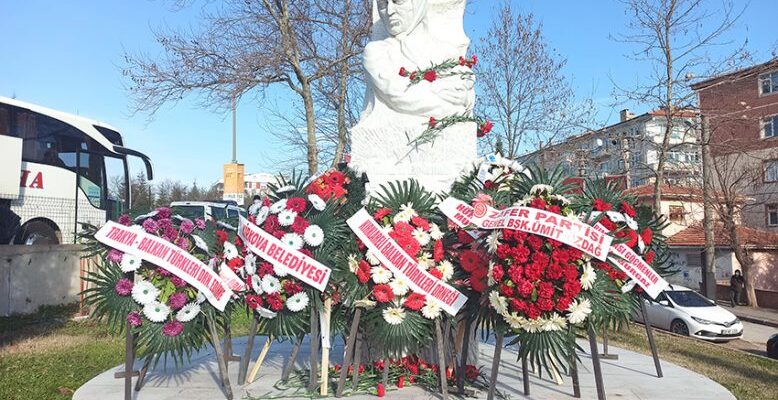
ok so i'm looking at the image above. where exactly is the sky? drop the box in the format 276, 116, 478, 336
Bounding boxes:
1, 0, 775, 185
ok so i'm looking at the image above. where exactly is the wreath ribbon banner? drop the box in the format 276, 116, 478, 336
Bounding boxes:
347, 208, 468, 316
438, 197, 613, 261
94, 221, 233, 311
591, 224, 669, 298
238, 216, 332, 292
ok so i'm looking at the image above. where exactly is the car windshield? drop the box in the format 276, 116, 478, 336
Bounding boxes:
667, 290, 713, 307
172, 205, 204, 220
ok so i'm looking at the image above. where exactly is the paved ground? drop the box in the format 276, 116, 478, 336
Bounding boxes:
717, 302, 778, 328
73, 336, 736, 400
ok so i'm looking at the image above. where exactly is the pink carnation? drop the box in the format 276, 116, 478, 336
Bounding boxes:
107, 249, 124, 264
142, 218, 159, 233
162, 320, 184, 337
180, 219, 195, 234
171, 276, 186, 288
156, 207, 173, 219
115, 278, 133, 296
168, 292, 188, 310
118, 214, 132, 226
195, 218, 206, 230
127, 311, 142, 327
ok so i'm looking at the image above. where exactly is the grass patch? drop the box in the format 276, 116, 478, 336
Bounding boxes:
609, 323, 778, 400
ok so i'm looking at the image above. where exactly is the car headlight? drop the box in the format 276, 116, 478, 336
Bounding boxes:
691, 316, 715, 325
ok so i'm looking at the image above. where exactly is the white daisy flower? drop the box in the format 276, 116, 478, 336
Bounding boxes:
567, 299, 592, 324
412, 228, 430, 246
487, 261, 497, 286
244, 254, 257, 275
223, 242, 239, 260
392, 203, 417, 223
143, 301, 170, 323
382, 306, 406, 325
580, 263, 597, 291
273, 263, 289, 277
248, 202, 262, 216
175, 302, 201, 322
278, 209, 297, 226
428, 224, 443, 240
522, 318, 544, 333
192, 234, 210, 254
421, 299, 441, 319
529, 184, 554, 195
286, 292, 310, 312
348, 254, 359, 273
437, 260, 454, 281
269, 199, 287, 214
255, 206, 270, 225
371, 266, 392, 284
303, 225, 324, 247
366, 250, 381, 266
486, 231, 502, 254
120, 254, 141, 272
281, 233, 304, 250
543, 313, 567, 331
131, 280, 159, 305
504, 312, 526, 330
251, 275, 264, 294
389, 277, 409, 296
417, 253, 433, 270
308, 194, 327, 211
488, 291, 508, 316
261, 275, 281, 294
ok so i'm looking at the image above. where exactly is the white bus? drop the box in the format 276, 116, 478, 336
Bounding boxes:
0, 96, 153, 244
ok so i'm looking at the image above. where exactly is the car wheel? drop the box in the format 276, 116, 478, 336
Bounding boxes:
769, 341, 778, 360
671, 319, 690, 336
17, 221, 59, 245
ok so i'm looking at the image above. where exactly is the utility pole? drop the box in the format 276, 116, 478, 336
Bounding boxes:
701, 115, 717, 298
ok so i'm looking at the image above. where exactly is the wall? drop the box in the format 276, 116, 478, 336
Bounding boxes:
0, 245, 84, 316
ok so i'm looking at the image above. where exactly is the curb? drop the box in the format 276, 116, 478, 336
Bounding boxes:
735, 314, 778, 329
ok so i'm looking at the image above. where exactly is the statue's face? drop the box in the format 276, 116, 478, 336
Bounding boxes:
377, 0, 415, 36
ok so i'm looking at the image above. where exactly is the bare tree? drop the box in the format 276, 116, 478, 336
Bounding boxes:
124, 0, 369, 174
474, 2, 594, 159
615, 0, 747, 211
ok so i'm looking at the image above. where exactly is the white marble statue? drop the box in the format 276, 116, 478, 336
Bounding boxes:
349, 0, 477, 193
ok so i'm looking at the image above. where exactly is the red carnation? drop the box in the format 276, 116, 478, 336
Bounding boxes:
283, 280, 303, 296
492, 264, 505, 281
471, 278, 487, 293
428, 116, 438, 129
460, 250, 481, 273
537, 281, 554, 299
526, 235, 543, 250
483, 180, 495, 190
593, 198, 612, 212
499, 284, 515, 297
403, 293, 426, 311
433, 240, 444, 262
548, 205, 561, 214
216, 230, 228, 244
508, 265, 524, 284
459, 56, 467, 66
291, 216, 310, 234
429, 268, 443, 279
471, 265, 488, 279
468, 55, 478, 67
227, 257, 244, 272
245, 294, 263, 310
600, 217, 617, 231
621, 201, 637, 218
537, 297, 554, 312
644, 250, 656, 264
626, 229, 639, 248
517, 279, 534, 298
286, 197, 307, 212
372, 284, 394, 303
411, 216, 430, 231
510, 298, 527, 313
457, 230, 474, 245
511, 245, 530, 263
640, 228, 653, 246
377, 383, 386, 397
529, 198, 547, 210
555, 296, 572, 312
477, 120, 493, 138
399, 67, 409, 77
258, 262, 274, 278
263, 215, 280, 232
374, 208, 392, 221
266, 292, 284, 311
423, 70, 437, 82
397, 376, 405, 388
356, 261, 371, 283
299, 248, 313, 258
526, 304, 541, 320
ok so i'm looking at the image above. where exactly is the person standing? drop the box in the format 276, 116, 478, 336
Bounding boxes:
729, 270, 745, 307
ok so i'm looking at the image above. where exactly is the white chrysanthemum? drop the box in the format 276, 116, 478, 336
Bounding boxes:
248, 202, 262, 216
143, 301, 170, 323
308, 194, 327, 211
269, 199, 287, 214
389, 277, 409, 296
273, 263, 289, 277
487, 261, 497, 286
251, 275, 264, 294
366, 250, 381, 266
255, 206, 270, 225
522, 318, 544, 333
176, 302, 201, 322
393, 203, 417, 223
567, 299, 592, 324
223, 242, 239, 260
348, 254, 359, 273
488, 291, 508, 316
580, 263, 597, 291
261, 275, 281, 294
281, 232, 304, 250
429, 224, 443, 240
196, 291, 207, 304
486, 231, 502, 254
192, 234, 209, 253
278, 209, 297, 226
131, 280, 159, 305
543, 313, 567, 331
417, 253, 433, 270
244, 254, 257, 275
529, 184, 554, 195
371, 266, 392, 284
382, 306, 406, 325
286, 292, 310, 312
120, 254, 141, 272
303, 225, 324, 247
504, 312, 526, 330
437, 260, 454, 281
412, 228, 430, 246
421, 299, 441, 319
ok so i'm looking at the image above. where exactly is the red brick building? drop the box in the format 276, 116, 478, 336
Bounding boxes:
692, 58, 778, 231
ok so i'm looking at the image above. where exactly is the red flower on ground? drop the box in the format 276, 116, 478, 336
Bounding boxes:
404, 293, 426, 310
286, 197, 307, 212
377, 383, 386, 397
423, 70, 437, 82
459, 56, 467, 66
465, 365, 479, 380
372, 284, 395, 303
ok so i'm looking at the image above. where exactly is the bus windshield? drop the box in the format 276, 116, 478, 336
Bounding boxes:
172, 205, 205, 220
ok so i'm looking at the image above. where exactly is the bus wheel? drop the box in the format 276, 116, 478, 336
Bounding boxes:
18, 221, 60, 245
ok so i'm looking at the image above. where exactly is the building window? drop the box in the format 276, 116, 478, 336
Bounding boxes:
762, 115, 778, 138
669, 206, 685, 223
765, 160, 778, 182
767, 204, 778, 227
759, 71, 778, 95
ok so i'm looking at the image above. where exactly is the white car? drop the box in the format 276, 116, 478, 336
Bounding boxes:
634, 285, 743, 342
170, 201, 246, 222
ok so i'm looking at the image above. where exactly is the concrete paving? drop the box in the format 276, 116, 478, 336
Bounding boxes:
73, 336, 735, 400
